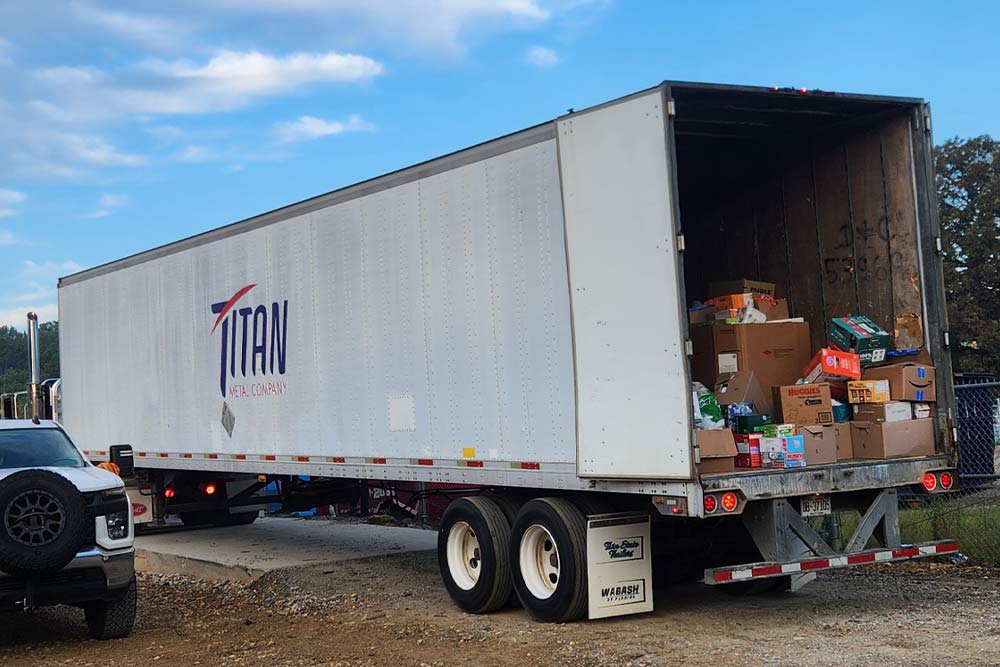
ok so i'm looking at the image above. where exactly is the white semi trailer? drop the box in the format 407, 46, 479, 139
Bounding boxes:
58, 82, 958, 621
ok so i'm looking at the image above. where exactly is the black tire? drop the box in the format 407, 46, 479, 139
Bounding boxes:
85, 574, 137, 640
510, 497, 589, 623
0, 470, 87, 576
570, 494, 616, 518
438, 496, 513, 614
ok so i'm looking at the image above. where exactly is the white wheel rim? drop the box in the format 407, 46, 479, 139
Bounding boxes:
519, 524, 560, 600
446, 521, 482, 591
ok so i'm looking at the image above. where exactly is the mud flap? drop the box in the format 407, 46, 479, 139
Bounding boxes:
586, 512, 653, 619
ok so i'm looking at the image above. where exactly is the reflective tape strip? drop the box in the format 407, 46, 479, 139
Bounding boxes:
705, 540, 960, 585
119, 452, 557, 472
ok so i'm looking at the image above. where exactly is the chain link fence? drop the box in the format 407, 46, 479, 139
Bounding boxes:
897, 376, 1000, 563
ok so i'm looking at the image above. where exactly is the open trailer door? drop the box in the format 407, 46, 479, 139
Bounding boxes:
557, 87, 694, 480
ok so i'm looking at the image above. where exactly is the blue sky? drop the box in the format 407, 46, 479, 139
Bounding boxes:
0, 0, 997, 327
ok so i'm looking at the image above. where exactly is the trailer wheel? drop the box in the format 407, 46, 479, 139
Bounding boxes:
510, 498, 588, 623
438, 496, 513, 614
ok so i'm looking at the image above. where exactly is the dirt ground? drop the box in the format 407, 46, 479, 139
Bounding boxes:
1, 547, 998, 667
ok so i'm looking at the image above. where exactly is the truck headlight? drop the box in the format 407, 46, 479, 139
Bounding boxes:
105, 510, 130, 540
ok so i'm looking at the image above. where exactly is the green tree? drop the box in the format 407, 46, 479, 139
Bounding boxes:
0, 321, 60, 394
936, 136, 1000, 374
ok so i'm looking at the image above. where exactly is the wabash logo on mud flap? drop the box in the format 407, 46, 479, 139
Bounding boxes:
599, 579, 646, 606
211, 284, 289, 398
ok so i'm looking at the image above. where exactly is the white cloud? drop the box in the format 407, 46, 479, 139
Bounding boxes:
29, 49, 383, 121
0, 304, 58, 328
0, 230, 28, 245
524, 45, 560, 68
83, 193, 128, 219
193, 0, 550, 53
274, 114, 374, 143
0, 210, 16, 219
0, 189, 25, 206
0, 261, 81, 327
69, 3, 194, 52
57, 133, 145, 167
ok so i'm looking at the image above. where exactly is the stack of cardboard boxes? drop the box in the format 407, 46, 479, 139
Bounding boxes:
691, 280, 937, 474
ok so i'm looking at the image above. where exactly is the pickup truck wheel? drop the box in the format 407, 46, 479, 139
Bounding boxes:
85, 574, 137, 640
510, 498, 588, 622
438, 496, 513, 614
0, 470, 87, 576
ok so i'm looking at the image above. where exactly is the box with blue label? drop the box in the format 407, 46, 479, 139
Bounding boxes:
862, 363, 936, 402
759, 434, 806, 468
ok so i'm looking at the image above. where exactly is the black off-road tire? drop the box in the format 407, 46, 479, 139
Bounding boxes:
510, 497, 589, 623
438, 496, 513, 614
85, 574, 137, 640
0, 470, 88, 576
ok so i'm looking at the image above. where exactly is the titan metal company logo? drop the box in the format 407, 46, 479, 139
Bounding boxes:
211, 283, 289, 399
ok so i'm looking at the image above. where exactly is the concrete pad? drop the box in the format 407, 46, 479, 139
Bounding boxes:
135, 517, 436, 580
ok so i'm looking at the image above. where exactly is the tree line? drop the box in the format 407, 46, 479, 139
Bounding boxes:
0, 322, 60, 394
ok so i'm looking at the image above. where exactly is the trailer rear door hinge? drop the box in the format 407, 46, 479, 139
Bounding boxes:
676, 233, 686, 252
943, 331, 950, 349
923, 105, 932, 132
667, 98, 676, 116
935, 236, 943, 255
685, 339, 694, 356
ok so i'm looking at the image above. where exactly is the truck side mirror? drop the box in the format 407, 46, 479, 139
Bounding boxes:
109, 444, 135, 478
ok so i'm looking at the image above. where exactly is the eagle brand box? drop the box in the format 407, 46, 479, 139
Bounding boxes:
847, 379, 891, 404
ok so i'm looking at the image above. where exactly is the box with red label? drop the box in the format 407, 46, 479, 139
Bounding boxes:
803, 348, 862, 384
759, 434, 806, 468
734, 432, 762, 468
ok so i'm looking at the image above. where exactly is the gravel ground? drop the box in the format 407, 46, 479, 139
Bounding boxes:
0, 550, 998, 666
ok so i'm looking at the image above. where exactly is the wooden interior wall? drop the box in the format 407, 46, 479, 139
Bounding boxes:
681, 111, 923, 353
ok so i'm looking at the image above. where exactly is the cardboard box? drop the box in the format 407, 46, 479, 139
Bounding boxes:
862, 363, 936, 402
853, 401, 912, 423
759, 434, 806, 468
850, 419, 935, 459
774, 383, 834, 425
847, 379, 891, 404
715, 371, 769, 413
832, 402, 851, 422
834, 423, 853, 459
689, 322, 812, 413
803, 348, 862, 383
734, 433, 762, 468
912, 402, 933, 419
731, 414, 773, 434
799, 425, 839, 465
829, 316, 891, 366
689, 304, 715, 326
708, 279, 778, 299
696, 429, 738, 474
755, 297, 790, 321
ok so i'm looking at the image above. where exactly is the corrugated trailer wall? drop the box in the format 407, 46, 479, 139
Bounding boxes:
681, 112, 924, 354
59, 137, 578, 465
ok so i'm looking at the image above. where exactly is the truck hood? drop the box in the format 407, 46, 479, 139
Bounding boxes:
0, 466, 123, 493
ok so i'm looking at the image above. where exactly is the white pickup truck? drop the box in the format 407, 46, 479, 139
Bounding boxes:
0, 420, 136, 639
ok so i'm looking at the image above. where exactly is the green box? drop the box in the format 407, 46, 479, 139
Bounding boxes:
732, 414, 773, 434
828, 316, 891, 366
762, 423, 796, 438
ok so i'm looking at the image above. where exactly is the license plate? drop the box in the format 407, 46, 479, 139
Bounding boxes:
800, 495, 832, 517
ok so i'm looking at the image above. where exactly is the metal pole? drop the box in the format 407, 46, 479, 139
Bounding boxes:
27, 312, 41, 423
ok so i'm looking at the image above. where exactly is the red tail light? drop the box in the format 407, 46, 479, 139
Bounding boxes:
922, 473, 937, 491
704, 495, 718, 514
939, 472, 953, 489
721, 492, 738, 512
204, 483, 217, 496
164, 487, 175, 499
